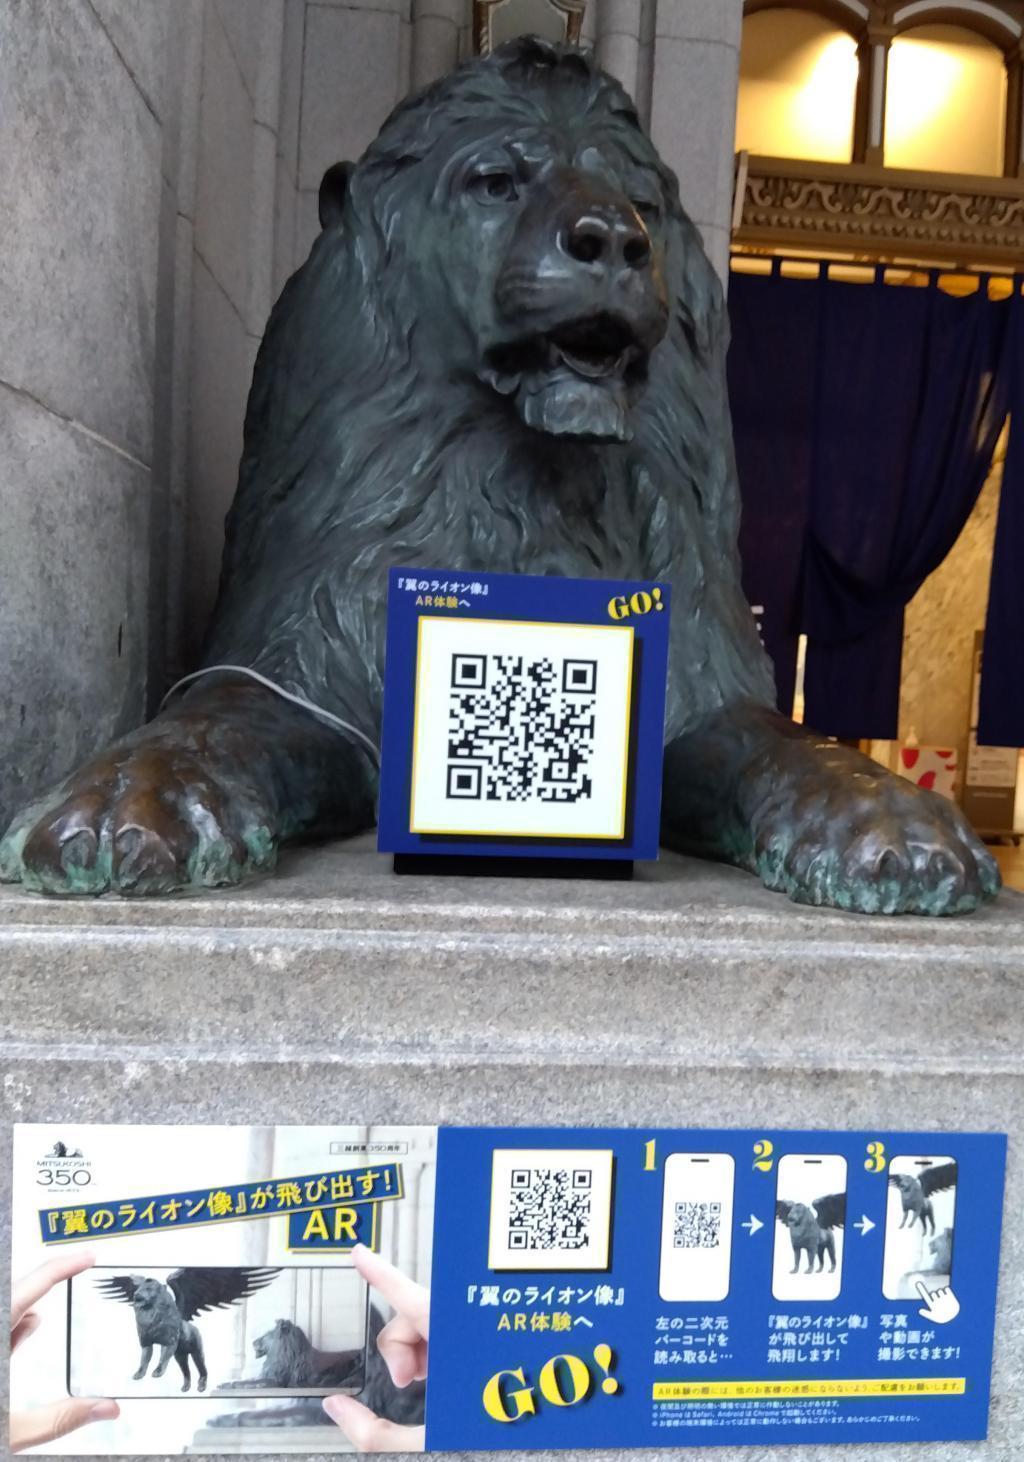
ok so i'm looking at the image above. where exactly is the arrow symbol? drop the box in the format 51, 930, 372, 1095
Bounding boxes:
855, 1215, 876, 1236
741, 1214, 764, 1236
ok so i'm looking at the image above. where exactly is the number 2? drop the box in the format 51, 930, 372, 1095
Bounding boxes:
753, 1139, 774, 1173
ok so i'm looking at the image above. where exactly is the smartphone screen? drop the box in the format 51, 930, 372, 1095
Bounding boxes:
772, 1153, 848, 1302
883, 1154, 958, 1301
659, 1152, 735, 1301
67, 1265, 369, 1398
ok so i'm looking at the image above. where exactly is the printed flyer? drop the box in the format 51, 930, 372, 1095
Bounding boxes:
9, 1124, 1006, 1454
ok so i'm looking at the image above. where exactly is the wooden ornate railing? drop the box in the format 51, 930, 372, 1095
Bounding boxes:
733, 155, 1024, 269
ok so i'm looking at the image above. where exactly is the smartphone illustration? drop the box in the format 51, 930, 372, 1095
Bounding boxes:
67, 1265, 369, 1398
883, 1154, 958, 1301
772, 1153, 848, 1302
659, 1152, 735, 1301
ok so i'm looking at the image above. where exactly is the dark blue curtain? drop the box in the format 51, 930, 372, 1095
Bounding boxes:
729, 269, 820, 717
728, 266, 1015, 741
979, 292, 1023, 746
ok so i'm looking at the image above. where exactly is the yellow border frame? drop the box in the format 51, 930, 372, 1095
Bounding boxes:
410, 617, 634, 838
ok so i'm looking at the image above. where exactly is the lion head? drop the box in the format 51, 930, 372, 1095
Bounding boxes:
785, 1203, 813, 1230
318, 39, 677, 445
252, 1318, 313, 1385
209, 36, 773, 744
130, 1276, 168, 1310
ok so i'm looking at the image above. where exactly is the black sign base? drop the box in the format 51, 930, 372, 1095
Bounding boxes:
394, 854, 634, 881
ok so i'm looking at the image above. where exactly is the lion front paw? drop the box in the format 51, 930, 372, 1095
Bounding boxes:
0, 741, 278, 897
752, 773, 1001, 916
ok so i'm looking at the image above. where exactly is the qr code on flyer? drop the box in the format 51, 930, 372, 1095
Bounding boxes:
448, 654, 596, 804
673, 1200, 722, 1248
507, 1168, 592, 1252
411, 618, 633, 839
489, 1149, 615, 1271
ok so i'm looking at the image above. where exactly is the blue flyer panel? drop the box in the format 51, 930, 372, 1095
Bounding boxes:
426, 1128, 1007, 1452
9, 1123, 1006, 1455
377, 568, 671, 860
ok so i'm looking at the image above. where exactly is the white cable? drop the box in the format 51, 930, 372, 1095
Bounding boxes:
160, 664, 381, 765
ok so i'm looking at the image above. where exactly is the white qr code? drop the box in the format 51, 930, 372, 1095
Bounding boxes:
448, 654, 596, 804
507, 1168, 593, 1251
489, 1149, 615, 1270
410, 618, 633, 839
673, 1200, 722, 1249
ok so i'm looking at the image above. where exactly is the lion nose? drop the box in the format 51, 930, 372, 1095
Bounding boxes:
561, 205, 651, 271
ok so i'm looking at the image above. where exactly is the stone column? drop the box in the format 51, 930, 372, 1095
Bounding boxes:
595, 0, 643, 100
858, 23, 895, 168
0, 0, 171, 828
1005, 40, 1024, 178
412, 0, 464, 88
184, 0, 289, 660
647, 0, 744, 283
293, 0, 413, 264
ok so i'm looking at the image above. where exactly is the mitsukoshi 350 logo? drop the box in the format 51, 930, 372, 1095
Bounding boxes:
35, 1138, 92, 1189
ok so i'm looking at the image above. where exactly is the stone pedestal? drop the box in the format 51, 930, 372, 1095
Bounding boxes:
2, 836, 1022, 1459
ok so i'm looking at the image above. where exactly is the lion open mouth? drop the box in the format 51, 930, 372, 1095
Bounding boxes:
548, 314, 640, 381
481, 312, 648, 441
485, 312, 644, 388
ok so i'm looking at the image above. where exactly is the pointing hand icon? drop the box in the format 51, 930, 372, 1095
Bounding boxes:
915, 1280, 960, 1325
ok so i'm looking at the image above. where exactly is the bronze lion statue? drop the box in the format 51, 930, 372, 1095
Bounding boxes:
0, 36, 999, 914
218, 1317, 361, 1389
209, 1310, 425, 1429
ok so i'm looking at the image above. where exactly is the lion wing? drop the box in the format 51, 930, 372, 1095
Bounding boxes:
167, 1267, 282, 1322
919, 1163, 958, 1199
94, 1275, 139, 1305
812, 1192, 847, 1230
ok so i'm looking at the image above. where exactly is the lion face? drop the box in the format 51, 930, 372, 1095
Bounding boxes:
357, 45, 671, 445
448, 140, 668, 443
254, 1318, 295, 1358
132, 1277, 165, 1304
786, 1203, 811, 1229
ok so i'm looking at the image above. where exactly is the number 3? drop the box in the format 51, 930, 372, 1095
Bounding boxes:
865, 1141, 887, 1173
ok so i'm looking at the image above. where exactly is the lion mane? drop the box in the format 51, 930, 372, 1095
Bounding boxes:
203, 36, 773, 758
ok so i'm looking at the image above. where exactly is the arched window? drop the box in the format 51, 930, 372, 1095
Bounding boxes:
736, 8, 861, 164
884, 23, 1008, 175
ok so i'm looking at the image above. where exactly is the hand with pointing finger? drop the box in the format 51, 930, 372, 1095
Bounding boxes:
323, 1244, 428, 1453
915, 1279, 961, 1325
10, 1251, 120, 1453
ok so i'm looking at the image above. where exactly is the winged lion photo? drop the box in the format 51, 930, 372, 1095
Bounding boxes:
95, 1267, 281, 1392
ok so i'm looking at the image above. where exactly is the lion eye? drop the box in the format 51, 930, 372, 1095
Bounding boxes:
469, 170, 518, 203
632, 198, 661, 224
